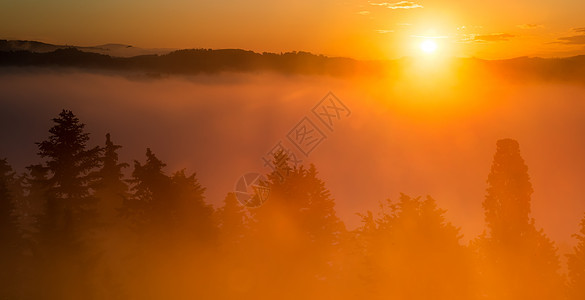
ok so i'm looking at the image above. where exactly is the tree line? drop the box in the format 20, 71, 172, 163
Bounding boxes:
0, 109, 584, 299
0, 47, 361, 76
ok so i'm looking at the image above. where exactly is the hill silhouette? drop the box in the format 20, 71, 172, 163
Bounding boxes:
0, 46, 364, 76
1, 39, 585, 81
0, 39, 173, 57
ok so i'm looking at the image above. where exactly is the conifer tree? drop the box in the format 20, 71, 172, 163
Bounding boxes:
474, 139, 562, 300
93, 133, 129, 224
0, 158, 24, 299
35, 110, 101, 244
356, 194, 472, 300
123, 148, 171, 233
33, 110, 102, 299
567, 213, 585, 300
124, 148, 215, 240
249, 151, 346, 298
169, 169, 215, 241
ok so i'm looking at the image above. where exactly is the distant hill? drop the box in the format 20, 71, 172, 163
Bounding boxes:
0, 40, 173, 57
1, 40, 585, 82
0, 47, 368, 76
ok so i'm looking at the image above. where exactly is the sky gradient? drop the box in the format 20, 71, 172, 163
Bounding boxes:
2, 0, 585, 59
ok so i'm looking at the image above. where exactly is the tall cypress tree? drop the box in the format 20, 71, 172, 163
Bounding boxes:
483, 139, 533, 245
474, 139, 562, 300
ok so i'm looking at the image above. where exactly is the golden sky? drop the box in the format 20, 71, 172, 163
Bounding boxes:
2, 0, 585, 59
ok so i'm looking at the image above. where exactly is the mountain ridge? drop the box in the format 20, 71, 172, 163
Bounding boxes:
1, 40, 585, 82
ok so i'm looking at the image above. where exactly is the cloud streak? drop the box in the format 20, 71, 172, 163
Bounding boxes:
555, 28, 585, 45
517, 24, 544, 30
460, 33, 515, 43
369, 1, 423, 9
556, 35, 585, 45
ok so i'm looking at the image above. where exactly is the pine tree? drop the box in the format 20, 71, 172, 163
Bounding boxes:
123, 148, 171, 234
35, 110, 101, 243
22, 164, 51, 236
248, 152, 346, 298
90, 134, 131, 299
121, 149, 217, 299
10, 173, 29, 232
356, 194, 472, 300
124, 148, 216, 241
474, 139, 563, 300
0, 158, 24, 299
33, 110, 102, 299
93, 133, 129, 225
169, 169, 215, 241
216, 192, 250, 247
567, 213, 585, 300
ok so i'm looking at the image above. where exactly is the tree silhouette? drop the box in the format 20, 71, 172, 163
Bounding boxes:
33, 110, 102, 299
169, 169, 215, 242
35, 110, 101, 242
247, 152, 346, 298
93, 133, 128, 225
123, 148, 171, 234
567, 213, 585, 300
355, 194, 472, 300
0, 158, 25, 299
216, 192, 250, 247
20, 164, 51, 237
483, 139, 533, 245
473, 139, 563, 300
210, 193, 255, 298
120, 148, 218, 299
89, 133, 132, 299
123, 148, 215, 240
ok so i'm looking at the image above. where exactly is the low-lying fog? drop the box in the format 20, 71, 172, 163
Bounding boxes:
2, 67, 585, 254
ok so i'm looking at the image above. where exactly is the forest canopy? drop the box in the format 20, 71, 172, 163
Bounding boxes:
0, 109, 583, 299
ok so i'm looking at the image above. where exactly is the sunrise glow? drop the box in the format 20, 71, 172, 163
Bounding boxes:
3, 1, 585, 300
420, 40, 438, 54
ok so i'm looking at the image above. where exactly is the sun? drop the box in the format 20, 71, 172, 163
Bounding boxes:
420, 40, 438, 54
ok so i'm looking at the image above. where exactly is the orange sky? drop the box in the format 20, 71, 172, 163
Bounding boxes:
2, 0, 585, 59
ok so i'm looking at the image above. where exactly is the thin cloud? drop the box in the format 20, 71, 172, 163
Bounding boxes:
357, 11, 371, 15
411, 35, 449, 39
369, 1, 423, 9
376, 29, 394, 34
555, 28, 585, 45
556, 35, 585, 45
457, 25, 484, 31
460, 33, 515, 43
517, 24, 544, 30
